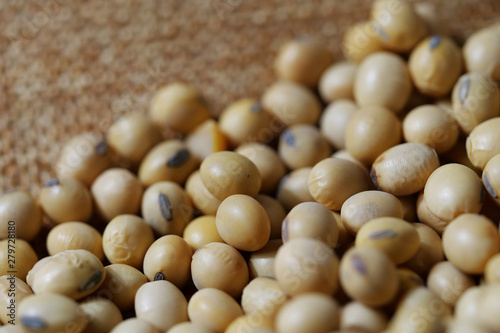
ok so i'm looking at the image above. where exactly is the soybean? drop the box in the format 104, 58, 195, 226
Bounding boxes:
143, 235, 192, 288
134, 280, 188, 332
141, 181, 193, 236
0, 190, 42, 241
47, 221, 104, 260
38, 177, 93, 224
102, 214, 155, 269
91, 168, 143, 222
138, 140, 199, 186
200, 151, 261, 201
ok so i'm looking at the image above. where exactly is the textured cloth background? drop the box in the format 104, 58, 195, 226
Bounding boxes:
1, 0, 499, 195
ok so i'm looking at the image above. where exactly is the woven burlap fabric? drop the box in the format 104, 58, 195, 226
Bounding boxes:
1, 0, 498, 195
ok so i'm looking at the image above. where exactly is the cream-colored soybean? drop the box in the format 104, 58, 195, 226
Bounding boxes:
91, 168, 143, 222
216, 194, 270, 252
275, 293, 340, 333
241, 277, 288, 319
135, 280, 188, 332
261, 81, 321, 126
402, 105, 459, 154
248, 239, 282, 279
107, 112, 163, 165
282, 202, 338, 247
143, 235, 192, 288
423, 164, 483, 221
218, 99, 274, 148
345, 105, 402, 165
200, 151, 261, 201
0, 275, 33, 325
451, 72, 500, 134
371, 0, 428, 52
182, 215, 224, 252
442, 214, 500, 274
339, 247, 399, 307
278, 124, 331, 170
149, 82, 211, 135
277, 168, 315, 212
341, 190, 404, 236
188, 288, 243, 332
342, 21, 385, 63
102, 214, 155, 269
47, 221, 104, 260
29, 249, 105, 300
408, 35, 462, 97
94, 264, 147, 312
427, 261, 475, 307
466, 117, 500, 170
463, 23, 500, 81
0, 239, 38, 282
485, 253, 500, 284
319, 99, 358, 150
19, 294, 88, 333
274, 37, 334, 88
319, 62, 357, 102
388, 287, 451, 333
354, 52, 412, 113
55, 132, 112, 186
371, 142, 439, 196
111, 318, 161, 333
340, 301, 388, 333
138, 140, 199, 186
274, 238, 339, 296
483, 154, 500, 206
308, 158, 374, 211
38, 178, 93, 224
403, 223, 444, 277
191, 242, 249, 298
236, 143, 287, 194
80, 297, 123, 333
141, 181, 193, 236
185, 171, 221, 216
355, 217, 420, 264
0, 190, 42, 241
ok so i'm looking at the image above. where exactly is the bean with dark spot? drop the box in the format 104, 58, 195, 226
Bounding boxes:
159, 193, 173, 222
167, 149, 191, 167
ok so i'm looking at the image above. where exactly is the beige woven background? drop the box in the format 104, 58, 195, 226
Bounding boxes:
1, 0, 499, 195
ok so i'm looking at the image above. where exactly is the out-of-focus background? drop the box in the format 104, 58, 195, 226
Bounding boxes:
1, 0, 498, 194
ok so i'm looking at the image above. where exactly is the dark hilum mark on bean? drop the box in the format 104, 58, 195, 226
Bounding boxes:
351, 254, 367, 275
43, 178, 59, 187
95, 140, 108, 156
167, 149, 190, 167
283, 129, 295, 147
21, 316, 47, 330
154, 272, 165, 281
80, 271, 103, 292
373, 22, 389, 41
370, 169, 380, 190
459, 77, 471, 104
281, 218, 289, 242
158, 193, 173, 221
369, 229, 398, 240
251, 102, 263, 113
484, 172, 498, 198
429, 35, 442, 50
